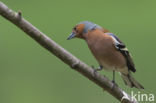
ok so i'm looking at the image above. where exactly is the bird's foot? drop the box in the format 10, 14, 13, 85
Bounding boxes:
111, 80, 118, 90
111, 80, 115, 84
91, 65, 103, 76
92, 65, 103, 71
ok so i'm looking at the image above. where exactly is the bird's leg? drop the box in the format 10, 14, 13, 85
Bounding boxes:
112, 70, 115, 83
111, 70, 118, 88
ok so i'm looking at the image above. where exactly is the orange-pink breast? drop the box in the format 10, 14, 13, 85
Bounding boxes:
84, 29, 127, 70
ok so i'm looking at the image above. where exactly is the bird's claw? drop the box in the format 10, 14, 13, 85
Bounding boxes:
91, 65, 103, 77
111, 80, 118, 90
92, 65, 103, 71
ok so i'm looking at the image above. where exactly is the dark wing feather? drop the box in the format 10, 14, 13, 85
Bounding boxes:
106, 33, 136, 72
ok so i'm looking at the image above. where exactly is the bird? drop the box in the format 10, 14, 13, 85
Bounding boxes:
67, 21, 144, 89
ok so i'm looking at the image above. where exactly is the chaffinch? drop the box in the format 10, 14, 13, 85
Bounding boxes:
67, 21, 144, 89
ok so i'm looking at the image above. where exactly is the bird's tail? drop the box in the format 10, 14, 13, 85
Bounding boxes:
121, 73, 144, 89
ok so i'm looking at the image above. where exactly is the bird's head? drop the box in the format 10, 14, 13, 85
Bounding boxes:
67, 21, 102, 40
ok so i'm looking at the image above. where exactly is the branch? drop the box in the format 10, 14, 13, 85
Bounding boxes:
0, 2, 138, 103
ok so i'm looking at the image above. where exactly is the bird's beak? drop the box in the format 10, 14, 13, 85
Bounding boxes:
67, 33, 76, 40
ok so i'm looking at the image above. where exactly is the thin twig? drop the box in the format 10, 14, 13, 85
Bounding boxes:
0, 2, 138, 103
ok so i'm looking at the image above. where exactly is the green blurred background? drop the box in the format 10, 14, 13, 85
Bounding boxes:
0, 0, 156, 103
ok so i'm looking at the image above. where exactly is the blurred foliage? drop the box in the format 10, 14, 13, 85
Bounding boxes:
0, 0, 156, 103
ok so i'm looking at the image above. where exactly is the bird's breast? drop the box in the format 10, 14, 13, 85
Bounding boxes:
85, 30, 126, 71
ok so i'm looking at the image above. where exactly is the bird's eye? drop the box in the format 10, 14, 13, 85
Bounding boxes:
74, 27, 77, 31
73, 27, 78, 33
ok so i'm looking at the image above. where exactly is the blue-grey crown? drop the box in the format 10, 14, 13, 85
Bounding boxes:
78, 21, 102, 34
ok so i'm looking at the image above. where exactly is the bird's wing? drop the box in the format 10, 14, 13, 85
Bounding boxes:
106, 33, 136, 73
